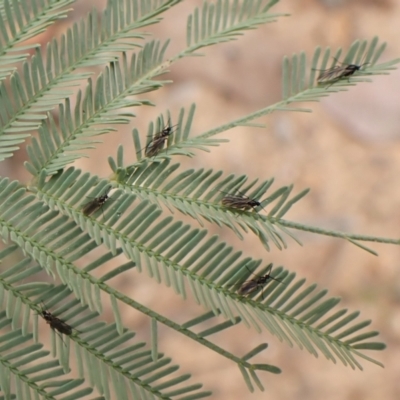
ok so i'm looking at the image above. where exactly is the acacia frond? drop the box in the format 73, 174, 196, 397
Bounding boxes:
0, 247, 210, 400
0, 174, 389, 373
0, 0, 73, 81
0, 315, 95, 399
119, 155, 397, 254
128, 104, 229, 162
114, 150, 394, 254
120, 41, 399, 165
33, 172, 386, 369
0, 203, 276, 393
283, 37, 400, 100
1, 0, 285, 163
25, 45, 169, 176
0, 173, 386, 395
129, 39, 400, 163
0, 0, 179, 162
0, 0, 395, 395
186, 0, 286, 51
112, 158, 306, 250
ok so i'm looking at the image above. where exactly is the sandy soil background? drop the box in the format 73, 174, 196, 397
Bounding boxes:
4, 0, 400, 399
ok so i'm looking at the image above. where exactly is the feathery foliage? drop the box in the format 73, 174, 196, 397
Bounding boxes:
0, 0, 399, 399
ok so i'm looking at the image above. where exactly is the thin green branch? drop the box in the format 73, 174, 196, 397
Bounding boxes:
119, 175, 397, 254
277, 219, 400, 247
110, 292, 280, 375
137, 52, 400, 155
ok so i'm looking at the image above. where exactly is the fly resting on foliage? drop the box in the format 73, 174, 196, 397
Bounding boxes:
144, 121, 177, 157
39, 305, 73, 337
82, 185, 112, 217
238, 264, 284, 299
221, 190, 265, 213
315, 58, 369, 85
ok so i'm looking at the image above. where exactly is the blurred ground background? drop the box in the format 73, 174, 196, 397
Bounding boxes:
4, 0, 400, 399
